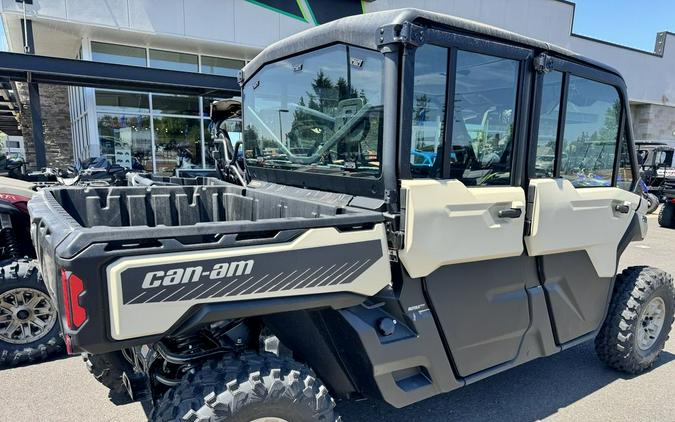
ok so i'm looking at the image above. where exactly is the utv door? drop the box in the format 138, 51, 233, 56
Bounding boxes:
398, 34, 536, 377
525, 58, 640, 344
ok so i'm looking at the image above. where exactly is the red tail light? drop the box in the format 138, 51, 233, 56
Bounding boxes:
60, 269, 87, 329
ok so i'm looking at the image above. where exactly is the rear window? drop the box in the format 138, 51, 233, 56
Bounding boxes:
242, 45, 384, 179
559, 76, 621, 187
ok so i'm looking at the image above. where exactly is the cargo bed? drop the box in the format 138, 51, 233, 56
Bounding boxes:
29, 178, 391, 353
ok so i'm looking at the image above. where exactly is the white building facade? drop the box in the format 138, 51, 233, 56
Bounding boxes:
1, 0, 674, 171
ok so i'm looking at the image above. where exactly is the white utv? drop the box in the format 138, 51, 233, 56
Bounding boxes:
29, 9, 674, 421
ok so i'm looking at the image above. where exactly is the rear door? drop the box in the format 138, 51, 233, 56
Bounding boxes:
525, 58, 641, 344
398, 32, 536, 377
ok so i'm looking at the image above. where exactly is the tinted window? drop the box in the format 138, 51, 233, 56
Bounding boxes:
95, 90, 149, 114
92, 42, 146, 67
616, 131, 634, 191
202, 56, 245, 77
534, 71, 563, 178
243, 45, 383, 178
449, 51, 519, 186
410, 44, 448, 178
149, 49, 198, 72
151, 94, 200, 115
559, 76, 620, 187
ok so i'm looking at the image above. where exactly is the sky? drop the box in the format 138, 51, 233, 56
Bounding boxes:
572, 0, 675, 51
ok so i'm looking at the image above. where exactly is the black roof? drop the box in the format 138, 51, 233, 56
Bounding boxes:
241, 8, 622, 84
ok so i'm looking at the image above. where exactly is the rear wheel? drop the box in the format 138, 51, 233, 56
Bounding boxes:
658, 202, 675, 228
0, 259, 63, 367
646, 193, 660, 214
595, 266, 674, 374
151, 352, 339, 422
83, 350, 134, 395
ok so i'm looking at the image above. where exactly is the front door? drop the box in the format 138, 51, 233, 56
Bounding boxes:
398, 33, 535, 377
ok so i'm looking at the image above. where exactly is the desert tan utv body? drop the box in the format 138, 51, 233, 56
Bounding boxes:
29, 8, 674, 421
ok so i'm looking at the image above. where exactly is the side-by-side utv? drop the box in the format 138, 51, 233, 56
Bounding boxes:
29, 9, 674, 421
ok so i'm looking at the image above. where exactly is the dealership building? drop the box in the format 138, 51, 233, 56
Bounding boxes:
1, 0, 675, 171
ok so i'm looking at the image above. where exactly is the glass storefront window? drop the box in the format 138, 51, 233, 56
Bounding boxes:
153, 117, 202, 175
201, 56, 244, 77
97, 113, 152, 171
92, 42, 146, 67
89, 42, 245, 171
149, 49, 198, 72
152, 94, 200, 115
95, 90, 150, 114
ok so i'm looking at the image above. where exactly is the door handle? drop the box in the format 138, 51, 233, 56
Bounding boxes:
498, 208, 522, 218
614, 204, 630, 214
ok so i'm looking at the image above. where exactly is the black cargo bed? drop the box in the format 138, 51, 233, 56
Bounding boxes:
33, 178, 381, 260
28, 177, 386, 353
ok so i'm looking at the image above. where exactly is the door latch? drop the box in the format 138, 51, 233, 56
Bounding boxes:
614, 204, 630, 214
498, 208, 522, 219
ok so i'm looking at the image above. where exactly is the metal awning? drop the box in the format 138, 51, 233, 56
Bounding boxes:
0, 51, 239, 95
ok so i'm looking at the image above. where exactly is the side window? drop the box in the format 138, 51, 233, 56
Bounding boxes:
534, 71, 563, 178
449, 51, 519, 186
410, 44, 448, 178
559, 76, 620, 187
616, 131, 634, 190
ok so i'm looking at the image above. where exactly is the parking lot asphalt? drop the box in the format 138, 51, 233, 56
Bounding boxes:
1, 213, 674, 422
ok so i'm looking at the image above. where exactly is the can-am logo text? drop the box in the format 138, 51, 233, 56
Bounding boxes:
141, 260, 255, 289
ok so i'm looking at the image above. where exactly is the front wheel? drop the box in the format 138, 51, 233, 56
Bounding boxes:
151, 352, 339, 422
658, 202, 675, 228
595, 266, 674, 374
0, 259, 63, 367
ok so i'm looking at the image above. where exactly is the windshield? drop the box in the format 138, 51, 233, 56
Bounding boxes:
242, 44, 384, 178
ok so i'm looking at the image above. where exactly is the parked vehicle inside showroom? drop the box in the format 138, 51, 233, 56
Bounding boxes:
29, 9, 674, 421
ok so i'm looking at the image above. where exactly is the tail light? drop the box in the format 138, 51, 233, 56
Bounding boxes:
60, 269, 87, 329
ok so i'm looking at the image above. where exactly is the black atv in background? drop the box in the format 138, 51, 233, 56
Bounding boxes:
658, 179, 675, 228
636, 141, 675, 213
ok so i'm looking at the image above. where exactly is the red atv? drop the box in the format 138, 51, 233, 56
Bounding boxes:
0, 175, 63, 366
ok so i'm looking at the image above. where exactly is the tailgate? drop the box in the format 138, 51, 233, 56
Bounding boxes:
28, 182, 390, 353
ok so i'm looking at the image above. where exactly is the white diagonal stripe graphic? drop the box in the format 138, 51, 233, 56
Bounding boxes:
178, 284, 205, 301
287, 266, 323, 290
142, 288, 167, 303
240, 272, 283, 295
315, 262, 349, 287
211, 277, 249, 298
300, 264, 336, 289
196, 281, 225, 299
325, 260, 360, 286
276, 268, 311, 291
256, 270, 297, 293
334, 259, 372, 285
161, 286, 187, 302
226, 274, 269, 296
126, 291, 147, 305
